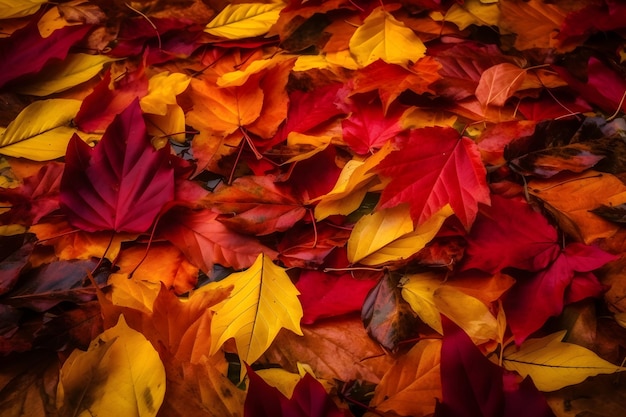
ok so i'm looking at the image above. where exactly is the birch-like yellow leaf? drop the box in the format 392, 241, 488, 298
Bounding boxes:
0, 99, 95, 161
204, 2, 284, 40
349, 6, 426, 67
209, 253, 303, 374
503, 331, 626, 392
57, 315, 166, 417
0, 0, 46, 19
348, 204, 453, 265
400, 272, 444, 334
312, 140, 394, 220
16, 54, 113, 96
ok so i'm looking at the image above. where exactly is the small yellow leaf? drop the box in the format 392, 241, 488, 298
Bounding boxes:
205, 2, 284, 40
140, 72, 191, 116
503, 331, 626, 392
0, 0, 46, 19
109, 273, 161, 314
16, 54, 114, 96
400, 272, 444, 334
145, 104, 187, 143
0, 127, 95, 161
349, 6, 426, 67
209, 253, 303, 376
57, 315, 166, 417
217, 58, 274, 87
256, 368, 302, 398
401, 108, 457, 130
444, 0, 500, 30
349, 205, 454, 266
0, 224, 27, 236
433, 286, 498, 344
312, 140, 395, 220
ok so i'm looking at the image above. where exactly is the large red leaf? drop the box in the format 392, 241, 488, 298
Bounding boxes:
435, 318, 555, 417
0, 21, 92, 89
461, 195, 561, 274
504, 243, 617, 344
60, 99, 174, 233
376, 126, 490, 228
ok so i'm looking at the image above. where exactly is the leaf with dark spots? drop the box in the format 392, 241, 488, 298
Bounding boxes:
362, 272, 421, 352
591, 204, 626, 224
509, 143, 605, 178
503, 118, 583, 161
0, 259, 110, 312
61, 99, 174, 233
0, 21, 92, 89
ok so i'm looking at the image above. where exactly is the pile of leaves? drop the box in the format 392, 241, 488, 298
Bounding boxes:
2, 0, 626, 416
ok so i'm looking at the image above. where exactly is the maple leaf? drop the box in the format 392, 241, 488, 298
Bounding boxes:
159, 207, 277, 273
504, 243, 617, 344
203, 175, 307, 236
60, 99, 175, 233
208, 253, 304, 378
461, 195, 561, 274
376, 126, 490, 228
434, 318, 555, 417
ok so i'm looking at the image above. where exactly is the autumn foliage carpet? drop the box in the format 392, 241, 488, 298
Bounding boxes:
2, 0, 626, 416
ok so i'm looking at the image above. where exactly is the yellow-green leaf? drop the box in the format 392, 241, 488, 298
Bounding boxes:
17, 54, 114, 96
0, 98, 96, 161
209, 253, 303, 375
503, 331, 626, 392
349, 6, 426, 67
0, 0, 46, 19
204, 2, 284, 40
57, 315, 166, 417
348, 204, 453, 265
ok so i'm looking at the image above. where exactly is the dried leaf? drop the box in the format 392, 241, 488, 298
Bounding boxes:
204, 2, 284, 39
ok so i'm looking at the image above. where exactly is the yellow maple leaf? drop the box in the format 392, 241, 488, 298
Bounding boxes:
209, 253, 303, 378
503, 331, 626, 391
204, 2, 285, 39
57, 315, 166, 417
349, 6, 426, 68
348, 204, 454, 266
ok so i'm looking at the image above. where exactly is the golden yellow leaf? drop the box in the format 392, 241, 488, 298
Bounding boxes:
204, 2, 284, 39
348, 204, 454, 266
57, 315, 166, 417
0, 224, 27, 236
256, 368, 303, 398
433, 286, 498, 344
503, 331, 626, 392
217, 58, 275, 87
475, 63, 527, 107
444, 0, 500, 30
401, 107, 457, 130
0, 0, 46, 19
349, 6, 426, 67
369, 339, 441, 416
109, 273, 161, 314
16, 54, 114, 96
0, 99, 95, 161
400, 272, 444, 334
312, 140, 395, 220
209, 253, 303, 376
140, 72, 191, 116
529, 171, 626, 244
145, 104, 187, 143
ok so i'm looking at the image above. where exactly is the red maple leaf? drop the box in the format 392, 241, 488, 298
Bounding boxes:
376, 126, 490, 228
435, 318, 555, 417
60, 99, 174, 233
244, 366, 352, 417
461, 195, 561, 274
504, 243, 617, 344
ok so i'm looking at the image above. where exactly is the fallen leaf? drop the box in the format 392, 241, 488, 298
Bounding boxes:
208, 253, 304, 377
204, 2, 284, 39
503, 331, 626, 392
498, 0, 567, 50
0, 0, 46, 19
60, 99, 175, 233
475, 63, 527, 107
56, 315, 166, 417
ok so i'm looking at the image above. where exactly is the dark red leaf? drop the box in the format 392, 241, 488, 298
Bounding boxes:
60, 99, 175, 233
461, 195, 560, 274
244, 365, 285, 417
0, 22, 92, 89
504, 243, 617, 344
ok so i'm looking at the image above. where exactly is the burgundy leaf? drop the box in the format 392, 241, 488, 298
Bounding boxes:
60, 99, 174, 233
